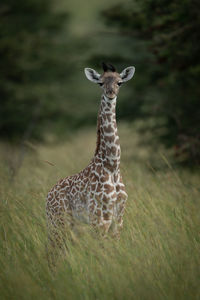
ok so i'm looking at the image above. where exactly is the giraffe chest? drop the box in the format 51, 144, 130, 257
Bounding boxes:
88, 165, 119, 203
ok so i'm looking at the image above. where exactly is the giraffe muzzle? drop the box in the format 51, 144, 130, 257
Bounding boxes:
106, 92, 116, 100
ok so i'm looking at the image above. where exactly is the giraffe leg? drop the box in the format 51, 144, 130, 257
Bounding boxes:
46, 215, 65, 269
46, 207, 74, 270
100, 220, 112, 237
113, 191, 127, 239
99, 207, 114, 237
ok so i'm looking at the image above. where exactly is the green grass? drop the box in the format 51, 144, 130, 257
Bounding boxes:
0, 123, 200, 300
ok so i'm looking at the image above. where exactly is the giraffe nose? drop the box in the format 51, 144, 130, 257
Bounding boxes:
107, 89, 114, 96
108, 88, 113, 93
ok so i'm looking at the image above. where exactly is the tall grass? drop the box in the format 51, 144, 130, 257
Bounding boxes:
0, 124, 200, 300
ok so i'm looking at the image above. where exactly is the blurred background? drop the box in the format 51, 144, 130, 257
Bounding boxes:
1, 0, 200, 167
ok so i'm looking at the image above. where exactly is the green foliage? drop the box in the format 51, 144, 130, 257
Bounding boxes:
0, 0, 71, 141
102, 0, 200, 164
0, 126, 200, 299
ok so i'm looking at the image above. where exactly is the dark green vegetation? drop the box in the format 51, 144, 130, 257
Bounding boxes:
0, 0, 69, 140
0, 0, 199, 164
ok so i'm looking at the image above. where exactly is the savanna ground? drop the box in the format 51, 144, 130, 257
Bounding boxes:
0, 122, 200, 300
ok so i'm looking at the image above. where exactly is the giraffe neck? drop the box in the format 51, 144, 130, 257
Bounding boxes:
95, 95, 121, 172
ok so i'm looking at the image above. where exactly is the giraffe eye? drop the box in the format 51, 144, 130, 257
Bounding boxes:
117, 82, 122, 86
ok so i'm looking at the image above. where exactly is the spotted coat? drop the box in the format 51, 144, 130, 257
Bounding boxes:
46, 64, 135, 238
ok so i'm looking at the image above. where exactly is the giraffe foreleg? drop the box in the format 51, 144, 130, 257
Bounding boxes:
101, 210, 113, 236
113, 191, 128, 239
95, 200, 114, 237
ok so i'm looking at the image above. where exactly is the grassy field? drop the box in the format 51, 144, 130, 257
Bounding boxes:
0, 123, 200, 300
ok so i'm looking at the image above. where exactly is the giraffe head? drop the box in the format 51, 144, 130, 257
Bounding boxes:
84, 63, 135, 100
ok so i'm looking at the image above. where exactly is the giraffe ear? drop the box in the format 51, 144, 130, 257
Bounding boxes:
120, 66, 135, 82
84, 68, 101, 83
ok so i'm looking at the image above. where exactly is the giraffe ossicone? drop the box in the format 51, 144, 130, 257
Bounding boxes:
46, 62, 135, 239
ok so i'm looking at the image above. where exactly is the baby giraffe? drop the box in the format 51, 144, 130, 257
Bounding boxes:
46, 63, 135, 240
